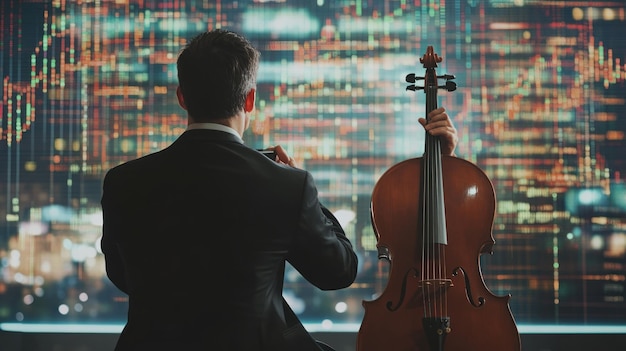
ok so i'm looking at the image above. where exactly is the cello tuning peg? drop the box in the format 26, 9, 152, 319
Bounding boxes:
406, 85, 422, 91
405, 74, 424, 83
437, 81, 457, 91
437, 74, 456, 80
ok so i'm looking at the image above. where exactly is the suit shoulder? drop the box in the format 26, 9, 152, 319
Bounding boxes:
104, 149, 166, 178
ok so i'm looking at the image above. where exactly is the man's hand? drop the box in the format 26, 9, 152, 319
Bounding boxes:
418, 107, 458, 156
270, 145, 297, 167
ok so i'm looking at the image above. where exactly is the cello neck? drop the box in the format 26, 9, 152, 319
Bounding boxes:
422, 54, 447, 246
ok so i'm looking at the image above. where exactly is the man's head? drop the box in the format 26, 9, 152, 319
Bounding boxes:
176, 29, 260, 123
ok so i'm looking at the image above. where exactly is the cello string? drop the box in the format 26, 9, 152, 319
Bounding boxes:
422, 139, 432, 317
429, 82, 448, 319
431, 86, 443, 319
434, 123, 447, 319
421, 147, 428, 318
424, 84, 433, 318
427, 86, 435, 318
422, 86, 431, 319
421, 103, 429, 318
426, 84, 439, 316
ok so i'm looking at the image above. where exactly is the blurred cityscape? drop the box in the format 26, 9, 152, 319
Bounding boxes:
1, 0, 625, 327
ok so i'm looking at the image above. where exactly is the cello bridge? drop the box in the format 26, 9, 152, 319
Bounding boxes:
418, 279, 453, 292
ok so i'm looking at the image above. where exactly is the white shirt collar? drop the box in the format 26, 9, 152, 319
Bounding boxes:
186, 123, 243, 143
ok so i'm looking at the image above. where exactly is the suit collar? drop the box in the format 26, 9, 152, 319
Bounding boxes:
178, 128, 244, 145
186, 122, 243, 143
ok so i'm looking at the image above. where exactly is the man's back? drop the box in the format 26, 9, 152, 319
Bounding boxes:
101, 129, 358, 350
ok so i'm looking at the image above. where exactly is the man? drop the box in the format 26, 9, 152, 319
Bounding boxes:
100, 29, 457, 350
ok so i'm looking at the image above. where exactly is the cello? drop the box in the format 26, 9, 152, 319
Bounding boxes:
356, 46, 521, 351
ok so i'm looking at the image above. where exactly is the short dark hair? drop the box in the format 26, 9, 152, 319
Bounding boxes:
176, 29, 260, 122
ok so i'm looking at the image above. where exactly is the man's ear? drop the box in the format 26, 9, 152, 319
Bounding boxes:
176, 86, 187, 110
244, 88, 256, 113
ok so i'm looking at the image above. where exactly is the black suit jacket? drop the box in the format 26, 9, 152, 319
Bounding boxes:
100, 129, 358, 351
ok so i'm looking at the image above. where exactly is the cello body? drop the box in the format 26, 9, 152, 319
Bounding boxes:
357, 156, 521, 351
356, 46, 521, 351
